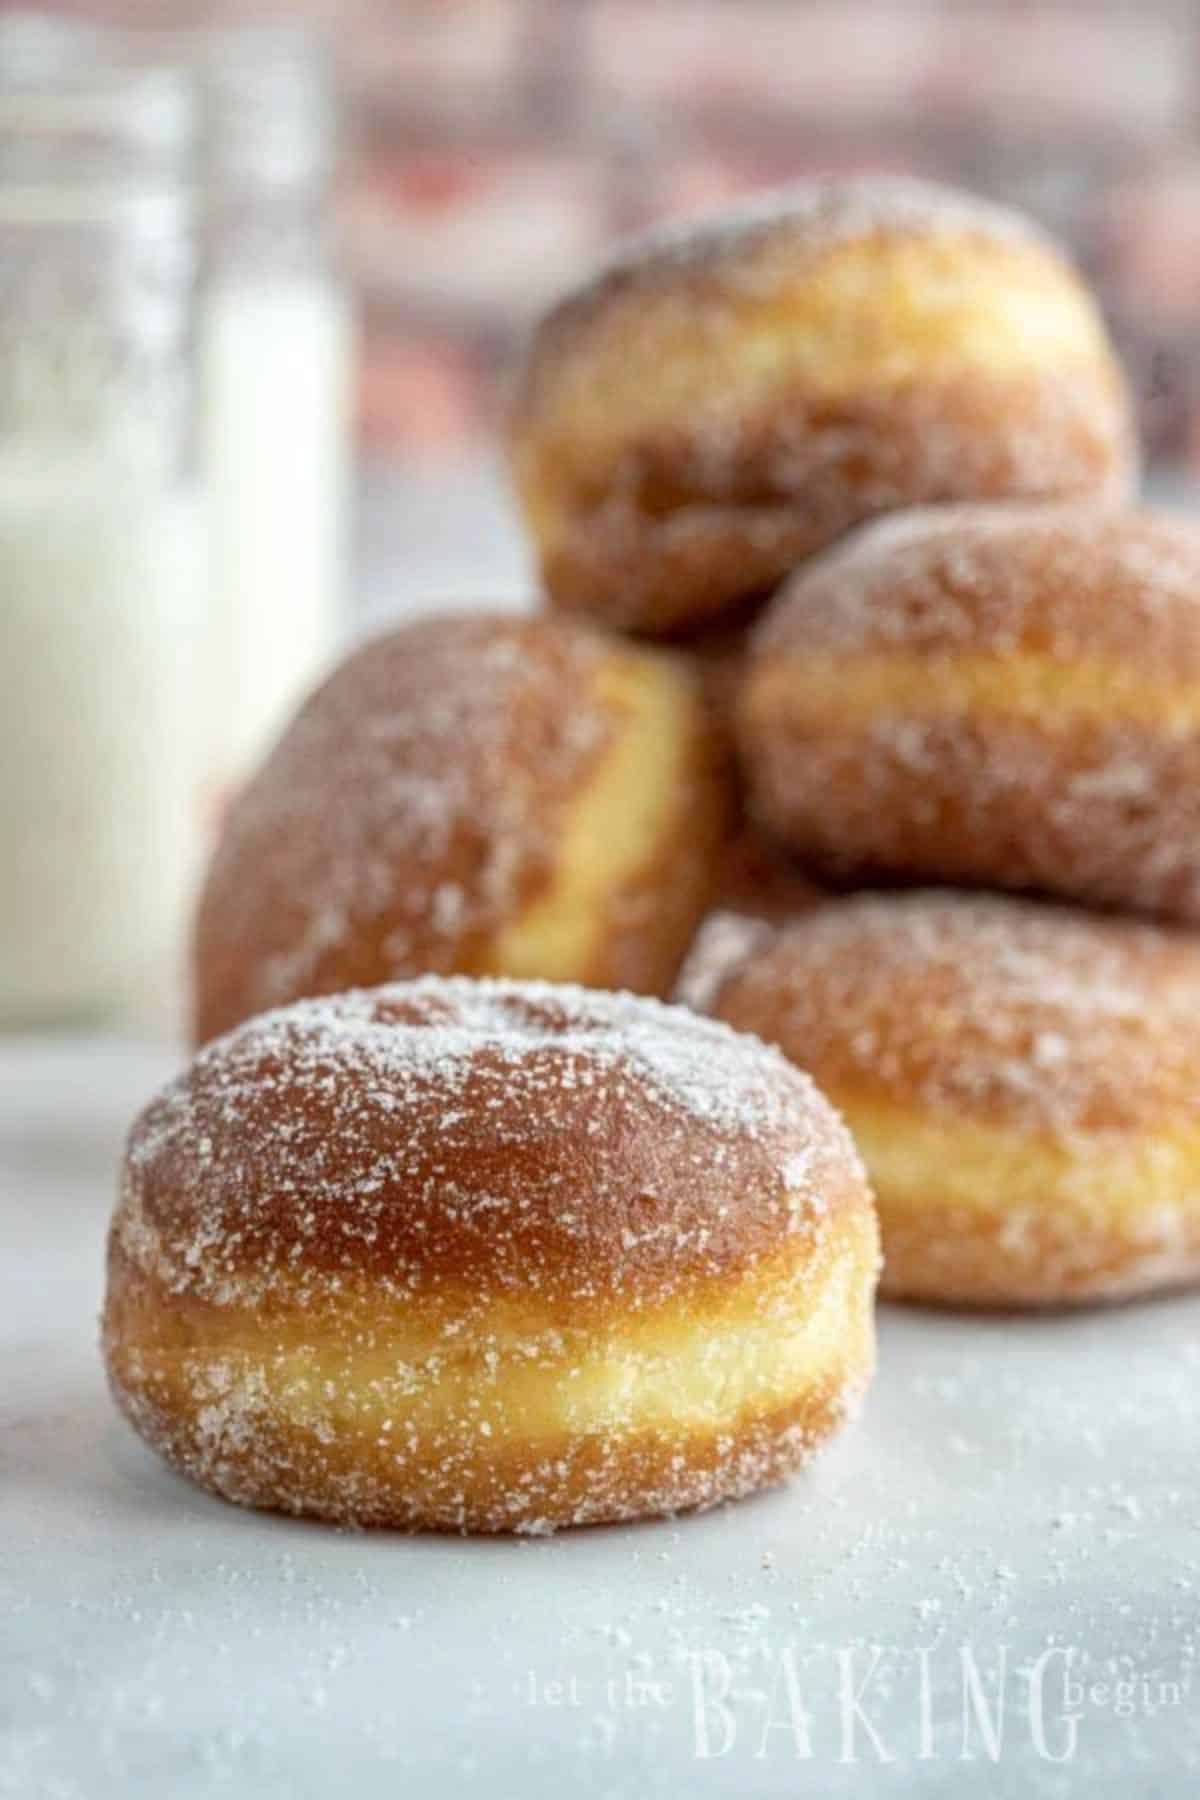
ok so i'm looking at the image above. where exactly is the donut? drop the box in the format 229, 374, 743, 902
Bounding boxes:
739, 504, 1200, 921
712, 891, 1200, 1307
511, 177, 1136, 639
102, 978, 880, 1531
193, 612, 730, 1044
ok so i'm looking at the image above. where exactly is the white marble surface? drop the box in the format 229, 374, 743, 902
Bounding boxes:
3, 1033, 1199, 1799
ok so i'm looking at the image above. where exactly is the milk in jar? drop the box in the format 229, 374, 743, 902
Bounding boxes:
0, 90, 201, 1026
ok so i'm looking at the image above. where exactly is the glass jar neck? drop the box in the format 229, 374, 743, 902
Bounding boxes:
205, 169, 335, 281
200, 25, 337, 281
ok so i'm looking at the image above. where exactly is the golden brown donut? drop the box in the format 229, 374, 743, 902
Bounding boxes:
740, 504, 1200, 922
193, 612, 730, 1044
103, 977, 880, 1532
511, 177, 1136, 638
713, 891, 1200, 1308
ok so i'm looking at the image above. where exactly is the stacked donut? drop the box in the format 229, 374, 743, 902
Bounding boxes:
103, 174, 1200, 1536
716, 504, 1200, 1307
511, 173, 1200, 1312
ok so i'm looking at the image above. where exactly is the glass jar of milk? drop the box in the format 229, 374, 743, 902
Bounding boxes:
201, 26, 353, 788
0, 73, 201, 1027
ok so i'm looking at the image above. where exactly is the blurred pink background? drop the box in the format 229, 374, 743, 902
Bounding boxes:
34, 0, 1200, 478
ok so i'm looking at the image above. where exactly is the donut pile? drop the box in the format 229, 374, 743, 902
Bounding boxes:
104, 175, 1200, 1533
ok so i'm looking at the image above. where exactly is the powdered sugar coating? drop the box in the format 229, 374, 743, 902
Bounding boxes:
193, 612, 725, 1044
740, 507, 1200, 921
541, 176, 1045, 324
120, 976, 868, 1309
513, 181, 1133, 638
714, 892, 1200, 1140
753, 503, 1200, 673
194, 617, 609, 1042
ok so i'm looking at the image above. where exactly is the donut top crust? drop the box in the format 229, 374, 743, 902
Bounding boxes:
714, 893, 1200, 1140
194, 615, 625, 1040
752, 504, 1200, 678
521, 177, 1046, 371
119, 978, 866, 1311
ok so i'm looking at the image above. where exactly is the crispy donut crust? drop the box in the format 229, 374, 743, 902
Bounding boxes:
103, 979, 880, 1531
193, 613, 731, 1044
712, 893, 1200, 1307
740, 505, 1200, 922
512, 179, 1136, 638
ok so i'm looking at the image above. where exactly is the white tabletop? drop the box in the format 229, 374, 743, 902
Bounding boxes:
2, 1030, 1199, 1798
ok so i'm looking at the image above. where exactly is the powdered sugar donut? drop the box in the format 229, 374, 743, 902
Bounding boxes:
740, 505, 1200, 921
193, 612, 730, 1044
103, 978, 879, 1531
713, 892, 1200, 1307
511, 177, 1135, 638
